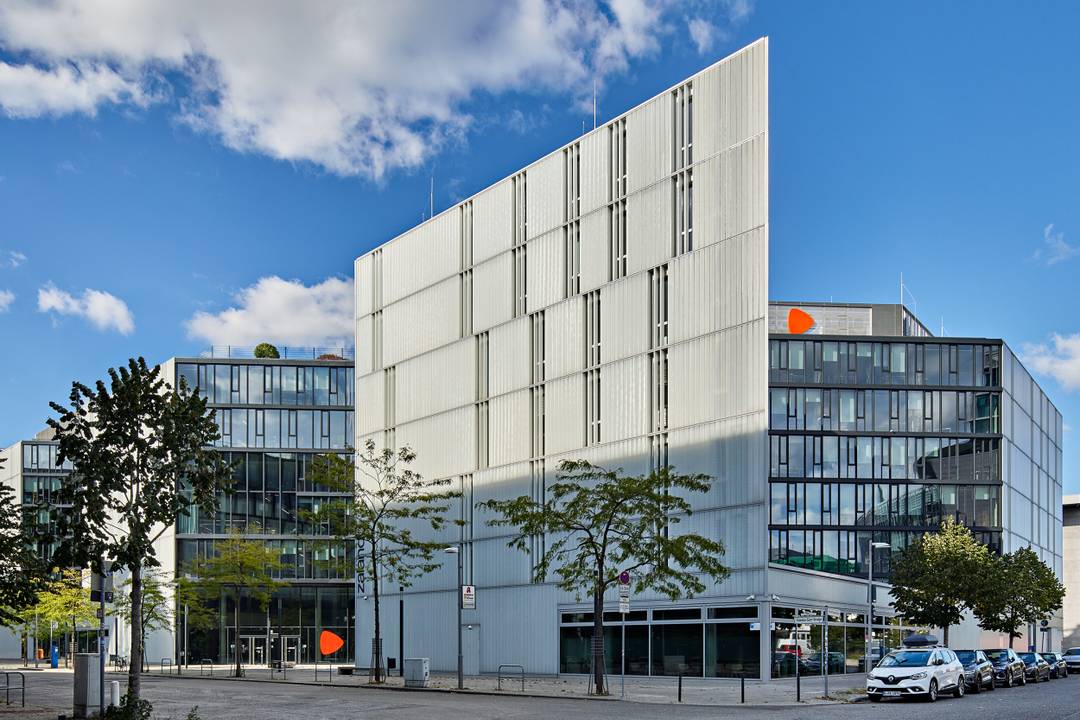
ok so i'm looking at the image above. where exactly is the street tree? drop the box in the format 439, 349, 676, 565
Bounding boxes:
972, 547, 1065, 648
113, 570, 172, 671
48, 357, 232, 699
889, 518, 992, 646
310, 442, 459, 683
0, 457, 46, 627
29, 568, 98, 666
479, 460, 730, 695
182, 527, 288, 677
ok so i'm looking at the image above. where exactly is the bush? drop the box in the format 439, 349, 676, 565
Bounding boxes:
104, 694, 153, 720
254, 343, 280, 359
185, 706, 203, 720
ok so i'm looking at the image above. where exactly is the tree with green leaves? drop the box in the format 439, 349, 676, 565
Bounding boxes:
972, 547, 1065, 648
27, 568, 98, 666
48, 357, 232, 699
114, 570, 172, 671
309, 442, 459, 683
889, 518, 992, 646
182, 528, 288, 678
254, 343, 280, 359
0, 457, 47, 628
479, 460, 730, 695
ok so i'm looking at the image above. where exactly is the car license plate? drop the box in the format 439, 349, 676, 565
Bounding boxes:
883, 691, 901, 697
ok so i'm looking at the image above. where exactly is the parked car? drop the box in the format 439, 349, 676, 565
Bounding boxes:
1018, 652, 1051, 683
1039, 652, 1068, 679
866, 647, 966, 702
1063, 648, 1080, 675
983, 648, 1026, 687
955, 650, 995, 693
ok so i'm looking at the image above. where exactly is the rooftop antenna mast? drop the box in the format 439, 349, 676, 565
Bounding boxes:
592, 78, 597, 130
899, 272, 918, 317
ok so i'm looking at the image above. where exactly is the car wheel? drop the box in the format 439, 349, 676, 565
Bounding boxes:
986, 674, 995, 691
1005, 672, 1013, 688
1019, 672, 1026, 686
954, 678, 965, 698
971, 676, 981, 694
926, 679, 938, 703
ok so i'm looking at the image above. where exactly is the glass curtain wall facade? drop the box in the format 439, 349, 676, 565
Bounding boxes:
173, 358, 356, 666
768, 337, 1004, 577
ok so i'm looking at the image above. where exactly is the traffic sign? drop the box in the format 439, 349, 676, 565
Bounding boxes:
618, 571, 630, 585
461, 585, 476, 610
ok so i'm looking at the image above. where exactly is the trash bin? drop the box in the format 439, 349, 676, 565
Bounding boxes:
50, 645, 59, 669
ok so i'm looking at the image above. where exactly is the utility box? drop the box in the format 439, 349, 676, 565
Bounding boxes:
73, 653, 102, 718
403, 658, 430, 688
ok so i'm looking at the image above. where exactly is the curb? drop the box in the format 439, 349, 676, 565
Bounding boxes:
140, 672, 851, 707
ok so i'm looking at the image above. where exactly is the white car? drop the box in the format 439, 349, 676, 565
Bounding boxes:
866, 647, 966, 702
1064, 648, 1080, 674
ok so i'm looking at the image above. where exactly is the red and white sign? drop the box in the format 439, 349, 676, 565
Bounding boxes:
461, 585, 476, 610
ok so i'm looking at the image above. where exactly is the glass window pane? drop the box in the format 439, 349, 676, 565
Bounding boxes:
651, 623, 703, 676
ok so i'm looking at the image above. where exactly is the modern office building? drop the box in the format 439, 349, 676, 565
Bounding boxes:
352, 38, 1064, 681
0, 351, 357, 668
1064, 494, 1080, 650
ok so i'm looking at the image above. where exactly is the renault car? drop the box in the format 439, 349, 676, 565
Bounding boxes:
866, 647, 966, 702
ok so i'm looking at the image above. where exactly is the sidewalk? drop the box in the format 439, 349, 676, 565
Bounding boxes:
113, 663, 866, 706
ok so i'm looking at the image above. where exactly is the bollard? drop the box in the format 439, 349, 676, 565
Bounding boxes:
740, 674, 745, 704
678, 673, 683, 702
796, 665, 801, 702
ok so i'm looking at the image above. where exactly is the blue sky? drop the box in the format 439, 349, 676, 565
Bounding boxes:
1, 1, 1079, 492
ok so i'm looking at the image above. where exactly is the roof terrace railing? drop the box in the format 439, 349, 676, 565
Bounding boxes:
201, 346, 354, 360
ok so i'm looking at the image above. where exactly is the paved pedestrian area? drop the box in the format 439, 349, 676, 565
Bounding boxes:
4, 665, 1080, 719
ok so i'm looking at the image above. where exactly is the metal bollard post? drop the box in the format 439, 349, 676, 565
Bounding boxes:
678, 673, 683, 702
796, 665, 801, 702
741, 674, 745, 704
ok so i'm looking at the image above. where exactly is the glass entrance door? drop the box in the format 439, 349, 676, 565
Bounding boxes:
270, 635, 300, 666
239, 636, 268, 666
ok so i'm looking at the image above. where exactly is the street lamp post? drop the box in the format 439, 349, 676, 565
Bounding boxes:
444, 546, 463, 689
866, 541, 890, 674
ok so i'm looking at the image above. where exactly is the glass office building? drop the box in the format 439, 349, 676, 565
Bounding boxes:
165, 354, 356, 667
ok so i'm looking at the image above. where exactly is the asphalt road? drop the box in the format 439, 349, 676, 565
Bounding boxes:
13, 670, 1080, 720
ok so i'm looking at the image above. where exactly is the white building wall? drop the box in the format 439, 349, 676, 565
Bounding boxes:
355, 37, 770, 677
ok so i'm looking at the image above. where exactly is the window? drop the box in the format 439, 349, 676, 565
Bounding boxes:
585, 369, 601, 445
477, 401, 489, 469
371, 248, 383, 312
513, 246, 527, 317
609, 199, 627, 280
372, 310, 384, 370
650, 349, 669, 432
460, 200, 473, 270
460, 269, 473, 337
564, 222, 580, 297
530, 312, 545, 385
610, 118, 627, 201
531, 386, 545, 458
384, 366, 396, 429
477, 332, 489, 400
673, 170, 693, 255
564, 142, 581, 220
513, 171, 527, 247
585, 290, 601, 368
673, 82, 692, 170
649, 265, 669, 349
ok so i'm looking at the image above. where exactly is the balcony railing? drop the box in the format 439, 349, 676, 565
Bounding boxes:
201, 346, 354, 360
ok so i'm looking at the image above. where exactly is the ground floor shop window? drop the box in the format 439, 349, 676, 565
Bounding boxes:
771, 607, 918, 678
559, 623, 648, 675
705, 623, 759, 677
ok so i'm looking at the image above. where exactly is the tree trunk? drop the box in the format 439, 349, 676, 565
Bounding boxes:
592, 579, 606, 695
128, 565, 143, 699
234, 589, 242, 678
371, 547, 383, 683
943, 625, 949, 647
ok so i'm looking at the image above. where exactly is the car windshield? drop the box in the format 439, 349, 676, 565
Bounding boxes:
1042, 654, 1057, 661
955, 651, 977, 664
1019, 653, 1037, 662
984, 650, 1009, 662
879, 651, 931, 668
1065, 649, 1080, 656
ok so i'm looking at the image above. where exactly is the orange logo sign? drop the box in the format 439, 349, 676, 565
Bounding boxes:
787, 308, 815, 335
320, 630, 344, 656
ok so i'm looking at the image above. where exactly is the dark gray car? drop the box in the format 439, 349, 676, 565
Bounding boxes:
983, 648, 1026, 687
956, 650, 995, 693
1019, 652, 1051, 682
1039, 652, 1068, 679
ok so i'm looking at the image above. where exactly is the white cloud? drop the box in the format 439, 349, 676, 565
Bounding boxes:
688, 18, 717, 54
185, 276, 354, 349
1033, 223, 1080, 266
0, 60, 148, 118
0, 0, 752, 179
0, 250, 25, 268
0, 289, 13, 312
37, 283, 135, 334
1022, 333, 1080, 391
